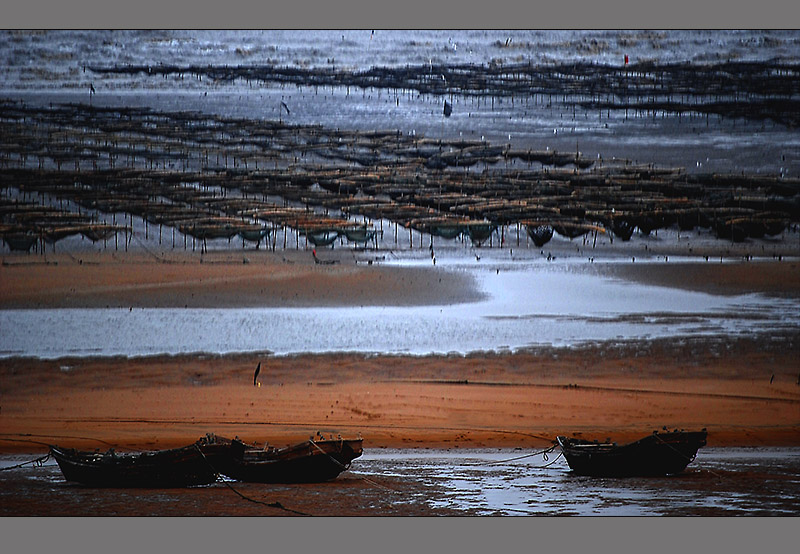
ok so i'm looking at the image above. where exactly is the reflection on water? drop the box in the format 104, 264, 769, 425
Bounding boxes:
2, 448, 797, 516
352, 447, 800, 516
1, 264, 798, 359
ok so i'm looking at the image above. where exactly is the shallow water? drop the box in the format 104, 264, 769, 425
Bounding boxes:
2, 261, 798, 359
354, 447, 800, 516
2, 30, 799, 175
2, 447, 798, 516
4, 30, 798, 88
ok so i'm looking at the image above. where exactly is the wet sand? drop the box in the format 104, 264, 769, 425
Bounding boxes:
598, 260, 800, 298
2, 241, 799, 309
1, 248, 798, 454
0, 250, 481, 309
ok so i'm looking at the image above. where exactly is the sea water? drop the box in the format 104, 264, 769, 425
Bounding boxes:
1, 260, 798, 358
1, 30, 799, 176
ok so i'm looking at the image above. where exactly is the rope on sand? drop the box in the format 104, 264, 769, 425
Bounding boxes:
193, 444, 311, 516
0, 433, 116, 448
480, 429, 556, 443
0, 436, 53, 448
309, 440, 398, 492
216, 477, 312, 516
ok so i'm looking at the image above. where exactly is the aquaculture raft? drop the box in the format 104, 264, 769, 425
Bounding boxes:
1, 99, 797, 255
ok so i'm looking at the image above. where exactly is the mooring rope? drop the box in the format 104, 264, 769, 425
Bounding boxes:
536, 450, 564, 468
653, 433, 722, 480
193, 444, 311, 516
308, 440, 399, 492
216, 477, 312, 516
461, 444, 561, 467
0, 436, 53, 448
0, 453, 51, 471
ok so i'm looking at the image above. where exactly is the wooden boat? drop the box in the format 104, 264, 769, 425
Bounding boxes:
204, 435, 363, 484
49, 437, 233, 488
557, 429, 707, 477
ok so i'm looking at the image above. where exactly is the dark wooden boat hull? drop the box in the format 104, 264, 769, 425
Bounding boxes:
210, 438, 363, 484
557, 430, 707, 477
49, 441, 231, 488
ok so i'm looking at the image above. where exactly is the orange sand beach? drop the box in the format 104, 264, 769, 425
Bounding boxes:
1, 249, 799, 454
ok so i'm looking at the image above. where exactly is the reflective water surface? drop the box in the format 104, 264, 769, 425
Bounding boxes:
2, 262, 798, 358
352, 447, 800, 516
2, 30, 799, 176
